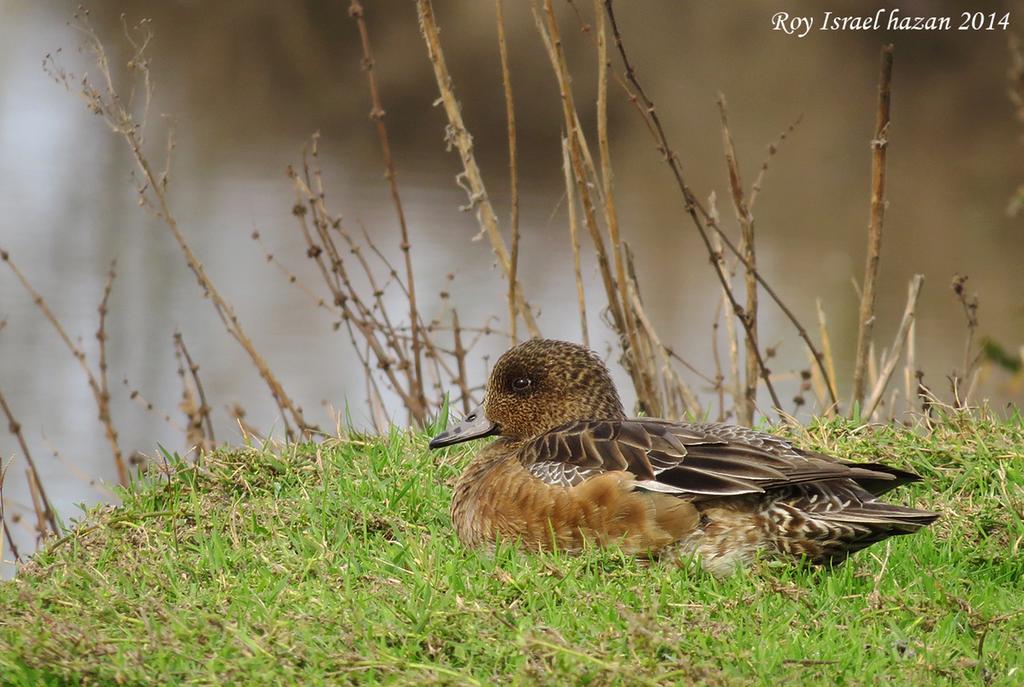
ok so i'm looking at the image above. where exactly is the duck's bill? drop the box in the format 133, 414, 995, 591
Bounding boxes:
429, 405, 499, 448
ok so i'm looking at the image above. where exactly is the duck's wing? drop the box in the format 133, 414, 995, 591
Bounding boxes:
689, 422, 923, 495
521, 419, 906, 498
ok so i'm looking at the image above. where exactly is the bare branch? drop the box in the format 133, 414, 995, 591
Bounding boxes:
0, 387, 58, 535
47, 15, 314, 440
173, 332, 216, 452
602, 1, 838, 415
416, 0, 540, 337
495, 0, 522, 345
561, 137, 590, 348
863, 274, 924, 419
348, 0, 427, 419
717, 94, 759, 426
851, 44, 895, 411
1, 251, 128, 484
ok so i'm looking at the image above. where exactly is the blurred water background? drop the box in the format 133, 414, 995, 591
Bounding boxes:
1, 0, 1021, 575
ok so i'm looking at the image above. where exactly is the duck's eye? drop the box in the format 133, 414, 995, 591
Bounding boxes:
512, 376, 532, 391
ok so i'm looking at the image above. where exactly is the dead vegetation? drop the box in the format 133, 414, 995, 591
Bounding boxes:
1008, 34, 1024, 217
0, 3, 1018, 562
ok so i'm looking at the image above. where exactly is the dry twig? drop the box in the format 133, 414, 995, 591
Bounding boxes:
534, 0, 658, 414
710, 224, 744, 419
349, 0, 427, 419
561, 137, 590, 348
862, 274, 924, 419
0, 251, 128, 484
602, 1, 840, 415
451, 311, 472, 416
813, 299, 839, 411
0, 387, 57, 535
123, 376, 185, 434
45, 13, 314, 440
951, 274, 982, 408
1007, 35, 1024, 216
173, 332, 215, 452
717, 94, 760, 426
602, 0, 782, 418
851, 44, 895, 411
286, 137, 492, 425
416, 0, 540, 338
495, 0, 522, 345
749, 114, 804, 211
593, 0, 652, 410
1, 459, 20, 561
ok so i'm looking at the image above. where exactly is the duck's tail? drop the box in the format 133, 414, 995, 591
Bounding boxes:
839, 460, 925, 496
768, 479, 939, 565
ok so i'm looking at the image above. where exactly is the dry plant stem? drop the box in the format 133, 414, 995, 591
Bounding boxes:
535, 0, 657, 413
348, 330, 390, 434
251, 231, 335, 314
1008, 35, 1024, 216
867, 340, 879, 394
123, 377, 186, 434
602, 1, 781, 418
0, 460, 11, 561
903, 319, 917, 416
289, 168, 422, 419
851, 44, 894, 411
952, 275, 980, 386
716, 217, 837, 409
39, 430, 117, 500
565, 2, 832, 410
627, 285, 702, 418
862, 274, 923, 419
748, 114, 804, 211
174, 332, 216, 447
95, 261, 127, 484
451, 311, 472, 416
593, 0, 648, 405
718, 94, 759, 426
0, 252, 128, 485
416, 0, 540, 338
562, 138, 590, 347
175, 350, 207, 451
2, 514, 19, 562
533, 0, 625, 338
348, 226, 433, 408
625, 241, 715, 392
815, 299, 840, 411
25, 469, 48, 543
710, 302, 726, 421
495, 0, 521, 345
50, 19, 312, 441
711, 229, 744, 418
357, 226, 450, 401
229, 405, 266, 443
0, 388, 57, 534
349, 0, 427, 419
309, 155, 427, 416
289, 145, 487, 422
964, 369, 981, 408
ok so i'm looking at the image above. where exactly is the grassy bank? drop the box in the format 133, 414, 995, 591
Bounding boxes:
1, 414, 1022, 685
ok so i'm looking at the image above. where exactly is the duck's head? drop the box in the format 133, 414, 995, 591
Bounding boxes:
429, 338, 625, 448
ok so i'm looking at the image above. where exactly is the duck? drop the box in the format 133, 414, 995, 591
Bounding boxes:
429, 338, 937, 575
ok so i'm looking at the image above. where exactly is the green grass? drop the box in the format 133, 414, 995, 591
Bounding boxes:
1, 413, 1022, 685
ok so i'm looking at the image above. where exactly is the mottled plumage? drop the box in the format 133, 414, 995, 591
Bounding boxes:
430, 339, 937, 575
